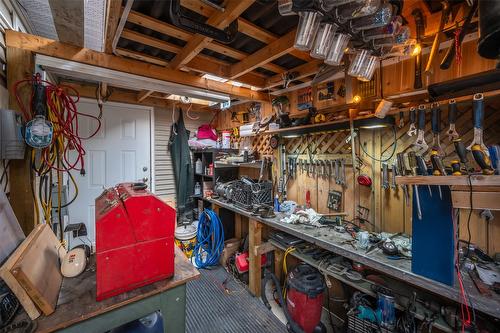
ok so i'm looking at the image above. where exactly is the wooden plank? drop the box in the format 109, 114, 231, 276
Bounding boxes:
265, 60, 322, 89
168, 0, 255, 70
6, 46, 35, 235
234, 213, 242, 239
61, 82, 208, 111
396, 175, 500, 186
248, 218, 262, 296
11, 224, 65, 315
179, 1, 311, 62
104, 0, 122, 53
0, 224, 44, 319
6, 30, 268, 101
452, 191, 500, 210
137, 90, 153, 102
229, 29, 296, 79
121, 29, 181, 54
254, 242, 276, 256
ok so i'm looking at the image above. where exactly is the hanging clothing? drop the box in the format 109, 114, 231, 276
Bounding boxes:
168, 108, 194, 217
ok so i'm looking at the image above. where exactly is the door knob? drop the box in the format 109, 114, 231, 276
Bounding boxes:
143, 166, 148, 172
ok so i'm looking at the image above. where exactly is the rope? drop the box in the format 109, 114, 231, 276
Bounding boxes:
193, 209, 225, 269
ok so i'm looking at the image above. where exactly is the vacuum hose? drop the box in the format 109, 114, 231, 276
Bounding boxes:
261, 270, 305, 333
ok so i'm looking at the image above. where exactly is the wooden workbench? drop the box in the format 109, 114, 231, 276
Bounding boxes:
208, 197, 500, 320
33, 247, 199, 333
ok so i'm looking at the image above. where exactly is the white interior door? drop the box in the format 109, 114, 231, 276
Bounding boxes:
68, 100, 152, 247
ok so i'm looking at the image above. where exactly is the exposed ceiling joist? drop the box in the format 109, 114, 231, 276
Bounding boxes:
104, 0, 122, 53
63, 81, 208, 110
116, 37, 267, 88
6, 30, 267, 101
168, 0, 255, 70
265, 60, 323, 89
229, 29, 296, 80
122, 10, 287, 83
137, 89, 153, 102
180, 0, 311, 63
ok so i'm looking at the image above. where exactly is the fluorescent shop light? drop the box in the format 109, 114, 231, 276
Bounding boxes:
35, 55, 231, 103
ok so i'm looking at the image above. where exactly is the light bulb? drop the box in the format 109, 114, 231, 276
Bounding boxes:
412, 43, 422, 56
353, 95, 362, 103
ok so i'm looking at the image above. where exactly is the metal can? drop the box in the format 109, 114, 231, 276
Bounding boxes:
377, 292, 396, 329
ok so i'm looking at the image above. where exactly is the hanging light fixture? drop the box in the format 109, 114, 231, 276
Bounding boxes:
324, 33, 351, 66
292, 0, 324, 51
310, 22, 338, 59
350, 3, 393, 32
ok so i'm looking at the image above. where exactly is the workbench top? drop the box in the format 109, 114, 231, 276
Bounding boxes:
34, 247, 199, 333
208, 197, 500, 319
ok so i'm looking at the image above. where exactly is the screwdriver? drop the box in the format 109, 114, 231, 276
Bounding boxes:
453, 138, 470, 174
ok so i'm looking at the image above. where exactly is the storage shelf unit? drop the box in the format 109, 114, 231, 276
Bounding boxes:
270, 240, 453, 332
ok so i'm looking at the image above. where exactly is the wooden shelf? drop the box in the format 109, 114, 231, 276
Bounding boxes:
395, 175, 500, 186
265, 115, 395, 137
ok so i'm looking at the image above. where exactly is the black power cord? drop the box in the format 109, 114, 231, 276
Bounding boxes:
359, 125, 398, 162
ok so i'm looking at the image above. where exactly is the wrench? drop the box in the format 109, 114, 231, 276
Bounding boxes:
467, 93, 488, 153
382, 163, 389, 189
335, 160, 340, 184
430, 102, 445, 157
407, 107, 417, 136
447, 99, 459, 141
340, 159, 346, 185
408, 152, 423, 220
413, 104, 428, 154
398, 111, 405, 128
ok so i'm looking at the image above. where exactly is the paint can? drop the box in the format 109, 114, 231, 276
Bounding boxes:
222, 130, 231, 149
174, 222, 198, 257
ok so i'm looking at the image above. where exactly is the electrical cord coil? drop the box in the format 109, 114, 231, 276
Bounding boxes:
193, 209, 225, 269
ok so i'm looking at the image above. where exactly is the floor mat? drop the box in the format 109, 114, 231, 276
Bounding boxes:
186, 266, 286, 333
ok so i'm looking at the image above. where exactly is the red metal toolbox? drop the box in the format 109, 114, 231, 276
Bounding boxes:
95, 183, 175, 301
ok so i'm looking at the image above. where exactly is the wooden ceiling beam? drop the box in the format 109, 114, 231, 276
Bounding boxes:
126, 10, 284, 76
265, 59, 322, 89
115, 45, 267, 88
137, 89, 153, 102
168, 0, 255, 70
104, 0, 122, 53
6, 30, 267, 101
229, 29, 296, 80
63, 81, 208, 110
180, 0, 311, 62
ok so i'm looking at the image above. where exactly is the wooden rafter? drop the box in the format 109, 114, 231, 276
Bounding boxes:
168, 0, 255, 70
6, 30, 267, 101
120, 28, 277, 84
229, 29, 296, 80
180, 0, 311, 62
125, 10, 285, 83
265, 60, 323, 89
137, 90, 153, 102
104, 0, 122, 53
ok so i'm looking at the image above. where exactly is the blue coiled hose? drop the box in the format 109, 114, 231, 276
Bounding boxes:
193, 209, 225, 269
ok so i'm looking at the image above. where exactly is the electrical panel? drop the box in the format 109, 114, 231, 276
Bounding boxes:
0, 109, 25, 159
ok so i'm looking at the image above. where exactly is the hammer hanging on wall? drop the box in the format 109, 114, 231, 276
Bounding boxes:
425, 1, 451, 75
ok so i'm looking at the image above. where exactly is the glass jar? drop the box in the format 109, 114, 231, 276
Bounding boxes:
335, 0, 380, 23
350, 3, 393, 32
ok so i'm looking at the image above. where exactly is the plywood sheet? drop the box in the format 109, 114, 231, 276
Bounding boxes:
10, 224, 66, 315
0, 224, 44, 319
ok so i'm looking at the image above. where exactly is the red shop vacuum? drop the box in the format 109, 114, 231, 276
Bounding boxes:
95, 183, 176, 301
286, 264, 326, 333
